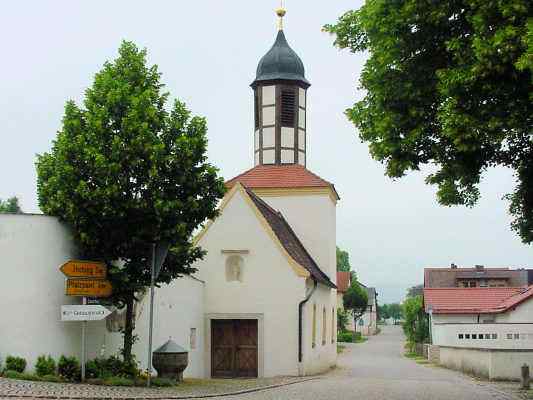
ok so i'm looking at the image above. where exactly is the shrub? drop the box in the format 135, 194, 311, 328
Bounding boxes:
3, 370, 39, 381
39, 374, 63, 383
5, 356, 26, 373
337, 331, 354, 343
58, 356, 80, 382
102, 376, 134, 386
35, 355, 56, 376
354, 332, 362, 341
85, 356, 139, 379
151, 377, 175, 387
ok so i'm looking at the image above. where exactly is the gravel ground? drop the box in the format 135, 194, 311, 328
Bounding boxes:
215, 326, 524, 400
0, 376, 307, 399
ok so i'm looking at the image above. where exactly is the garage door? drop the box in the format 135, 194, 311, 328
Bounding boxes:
211, 319, 258, 378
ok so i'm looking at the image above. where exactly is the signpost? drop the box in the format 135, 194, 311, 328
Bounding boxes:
61, 305, 112, 321
65, 278, 113, 297
60, 260, 107, 279
60, 260, 112, 382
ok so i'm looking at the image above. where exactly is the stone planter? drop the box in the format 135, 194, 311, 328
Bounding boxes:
152, 340, 188, 382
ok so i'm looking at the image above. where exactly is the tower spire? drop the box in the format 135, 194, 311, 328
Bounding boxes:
276, 0, 286, 31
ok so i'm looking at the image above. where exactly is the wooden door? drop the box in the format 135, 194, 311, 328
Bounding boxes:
212, 319, 258, 378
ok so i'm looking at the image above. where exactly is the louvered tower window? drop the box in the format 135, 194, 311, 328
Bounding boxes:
280, 89, 296, 127
254, 91, 260, 130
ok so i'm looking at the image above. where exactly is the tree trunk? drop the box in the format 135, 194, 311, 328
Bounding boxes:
122, 294, 135, 363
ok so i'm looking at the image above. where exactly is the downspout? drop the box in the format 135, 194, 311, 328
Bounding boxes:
299, 279, 318, 364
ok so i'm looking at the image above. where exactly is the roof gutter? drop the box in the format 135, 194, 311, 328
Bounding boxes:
299, 279, 318, 364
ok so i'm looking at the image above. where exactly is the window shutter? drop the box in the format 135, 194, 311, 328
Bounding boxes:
281, 89, 295, 127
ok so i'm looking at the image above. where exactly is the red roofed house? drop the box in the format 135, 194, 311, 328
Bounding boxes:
192, 13, 339, 378
424, 285, 533, 380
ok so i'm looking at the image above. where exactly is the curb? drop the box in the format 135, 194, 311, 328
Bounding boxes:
0, 377, 320, 400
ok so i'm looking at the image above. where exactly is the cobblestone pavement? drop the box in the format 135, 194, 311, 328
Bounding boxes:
216, 326, 524, 400
0, 376, 308, 399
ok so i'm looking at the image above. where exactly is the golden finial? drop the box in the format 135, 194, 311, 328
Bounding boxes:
276, 0, 286, 30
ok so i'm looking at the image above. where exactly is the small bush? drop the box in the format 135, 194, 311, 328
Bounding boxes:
3, 370, 39, 381
85, 356, 139, 379
151, 377, 175, 387
58, 356, 80, 382
354, 332, 362, 341
35, 355, 56, 376
39, 374, 63, 383
102, 376, 134, 386
5, 356, 26, 373
337, 331, 354, 343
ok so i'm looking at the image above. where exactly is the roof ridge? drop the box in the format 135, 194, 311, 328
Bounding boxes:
424, 287, 524, 290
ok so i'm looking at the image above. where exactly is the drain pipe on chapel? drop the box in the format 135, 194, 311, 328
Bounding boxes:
298, 279, 318, 372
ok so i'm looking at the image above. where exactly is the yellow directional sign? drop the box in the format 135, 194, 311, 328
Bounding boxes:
66, 279, 113, 298
60, 260, 107, 279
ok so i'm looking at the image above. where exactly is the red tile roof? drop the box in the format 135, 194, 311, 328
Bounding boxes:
226, 165, 339, 199
337, 271, 351, 293
424, 286, 533, 314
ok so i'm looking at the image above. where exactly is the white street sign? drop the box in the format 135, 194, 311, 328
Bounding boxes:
61, 305, 112, 321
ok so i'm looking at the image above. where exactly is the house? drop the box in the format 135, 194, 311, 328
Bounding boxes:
336, 272, 378, 335
424, 286, 533, 380
336, 271, 354, 331
359, 285, 378, 336
424, 264, 530, 288
1, 9, 338, 379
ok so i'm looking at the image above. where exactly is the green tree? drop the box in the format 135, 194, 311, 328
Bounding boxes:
0, 197, 22, 213
343, 281, 368, 332
388, 303, 403, 323
402, 295, 430, 345
407, 284, 424, 298
325, 1, 533, 243
36, 41, 226, 362
336, 246, 351, 272
337, 308, 349, 332
378, 304, 390, 320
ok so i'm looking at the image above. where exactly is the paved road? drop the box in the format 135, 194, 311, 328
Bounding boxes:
219, 326, 519, 400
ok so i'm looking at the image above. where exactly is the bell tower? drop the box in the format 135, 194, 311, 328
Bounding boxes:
251, 5, 311, 167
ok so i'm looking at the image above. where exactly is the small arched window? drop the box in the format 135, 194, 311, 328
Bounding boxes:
322, 307, 327, 345
312, 304, 316, 348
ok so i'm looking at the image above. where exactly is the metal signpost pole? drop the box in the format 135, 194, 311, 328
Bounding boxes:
81, 297, 87, 382
147, 243, 156, 387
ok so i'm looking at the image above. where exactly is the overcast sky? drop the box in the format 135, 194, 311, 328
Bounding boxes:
1, 1, 530, 303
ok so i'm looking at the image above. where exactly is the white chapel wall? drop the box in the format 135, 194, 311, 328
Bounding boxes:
195, 188, 313, 377
255, 193, 337, 283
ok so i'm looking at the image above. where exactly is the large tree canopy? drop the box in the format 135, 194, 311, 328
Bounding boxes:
336, 246, 351, 272
36, 41, 226, 361
343, 281, 368, 331
325, 1, 533, 243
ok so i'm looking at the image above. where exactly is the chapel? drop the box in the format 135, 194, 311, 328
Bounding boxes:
193, 6, 339, 377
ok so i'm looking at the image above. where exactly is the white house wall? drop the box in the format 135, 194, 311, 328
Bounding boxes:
0, 215, 205, 378
100, 276, 205, 378
255, 193, 336, 283
0, 215, 80, 371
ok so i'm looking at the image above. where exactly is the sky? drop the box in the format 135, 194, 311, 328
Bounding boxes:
1, 1, 531, 303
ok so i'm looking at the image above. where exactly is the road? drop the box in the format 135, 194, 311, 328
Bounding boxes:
219, 325, 519, 400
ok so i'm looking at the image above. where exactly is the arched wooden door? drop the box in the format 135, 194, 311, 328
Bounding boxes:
211, 319, 258, 378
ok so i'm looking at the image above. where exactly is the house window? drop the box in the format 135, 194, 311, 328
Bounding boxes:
472, 334, 477, 339
322, 307, 327, 345
190, 328, 197, 349
514, 334, 520, 340
312, 304, 316, 348
458, 334, 464, 339
507, 334, 513, 340
331, 307, 335, 343
465, 334, 470, 339
492, 334, 498, 339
